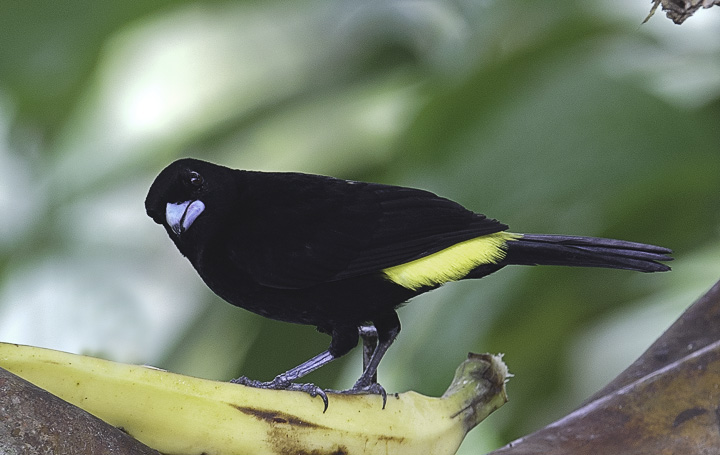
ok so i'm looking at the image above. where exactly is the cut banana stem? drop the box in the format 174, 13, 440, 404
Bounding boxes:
0, 343, 508, 455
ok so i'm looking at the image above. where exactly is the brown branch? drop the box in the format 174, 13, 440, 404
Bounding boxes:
645, 0, 720, 24
489, 278, 720, 454
0, 367, 161, 455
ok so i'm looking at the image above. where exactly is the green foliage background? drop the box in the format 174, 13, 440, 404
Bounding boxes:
1, 1, 719, 452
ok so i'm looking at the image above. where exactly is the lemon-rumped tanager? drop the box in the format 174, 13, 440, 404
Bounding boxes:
145, 158, 671, 409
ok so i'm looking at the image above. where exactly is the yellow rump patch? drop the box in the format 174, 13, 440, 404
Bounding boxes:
382, 232, 520, 290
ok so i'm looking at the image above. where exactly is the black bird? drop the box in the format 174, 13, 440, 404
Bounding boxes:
145, 158, 671, 409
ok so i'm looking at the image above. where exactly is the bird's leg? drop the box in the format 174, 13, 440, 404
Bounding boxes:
231, 350, 337, 411
358, 325, 378, 384
353, 326, 398, 389
340, 312, 401, 408
231, 325, 358, 412
268, 350, 337, 385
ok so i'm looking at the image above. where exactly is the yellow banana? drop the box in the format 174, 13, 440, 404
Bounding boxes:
0, 342, 508, 455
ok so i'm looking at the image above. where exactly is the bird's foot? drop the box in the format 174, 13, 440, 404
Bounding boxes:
335, 380, 388, 409
231, 376, 329, 412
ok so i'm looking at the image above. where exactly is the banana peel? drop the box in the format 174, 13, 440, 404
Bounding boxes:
0, 343, 508, 455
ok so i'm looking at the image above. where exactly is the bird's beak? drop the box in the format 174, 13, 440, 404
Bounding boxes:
166, 200, 206, 236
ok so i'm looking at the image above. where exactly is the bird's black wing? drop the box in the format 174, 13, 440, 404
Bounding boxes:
229, 171, 507, 289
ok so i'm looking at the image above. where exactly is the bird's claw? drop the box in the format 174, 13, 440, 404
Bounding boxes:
285, 382, 329, 412
231, 376, 329, 412
229, 375, 266, 387
335, 381, 388, 409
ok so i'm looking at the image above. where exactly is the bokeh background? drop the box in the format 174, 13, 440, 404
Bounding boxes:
1, 0, 719, 452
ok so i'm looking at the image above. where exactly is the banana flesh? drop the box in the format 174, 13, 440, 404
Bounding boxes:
0, 343, 508, 455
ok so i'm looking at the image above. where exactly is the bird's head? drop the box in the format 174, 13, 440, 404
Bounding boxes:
145, 158, 234, 249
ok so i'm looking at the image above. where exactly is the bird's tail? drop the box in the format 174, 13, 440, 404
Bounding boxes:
501, 234, 672, 272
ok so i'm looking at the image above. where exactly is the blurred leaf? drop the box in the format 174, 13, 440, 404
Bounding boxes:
0, 0, 178, 135
0, 1, 718, 450
378, 9, 720, 441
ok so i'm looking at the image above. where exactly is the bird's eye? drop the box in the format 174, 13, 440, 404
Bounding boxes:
188, 171, 204, 187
